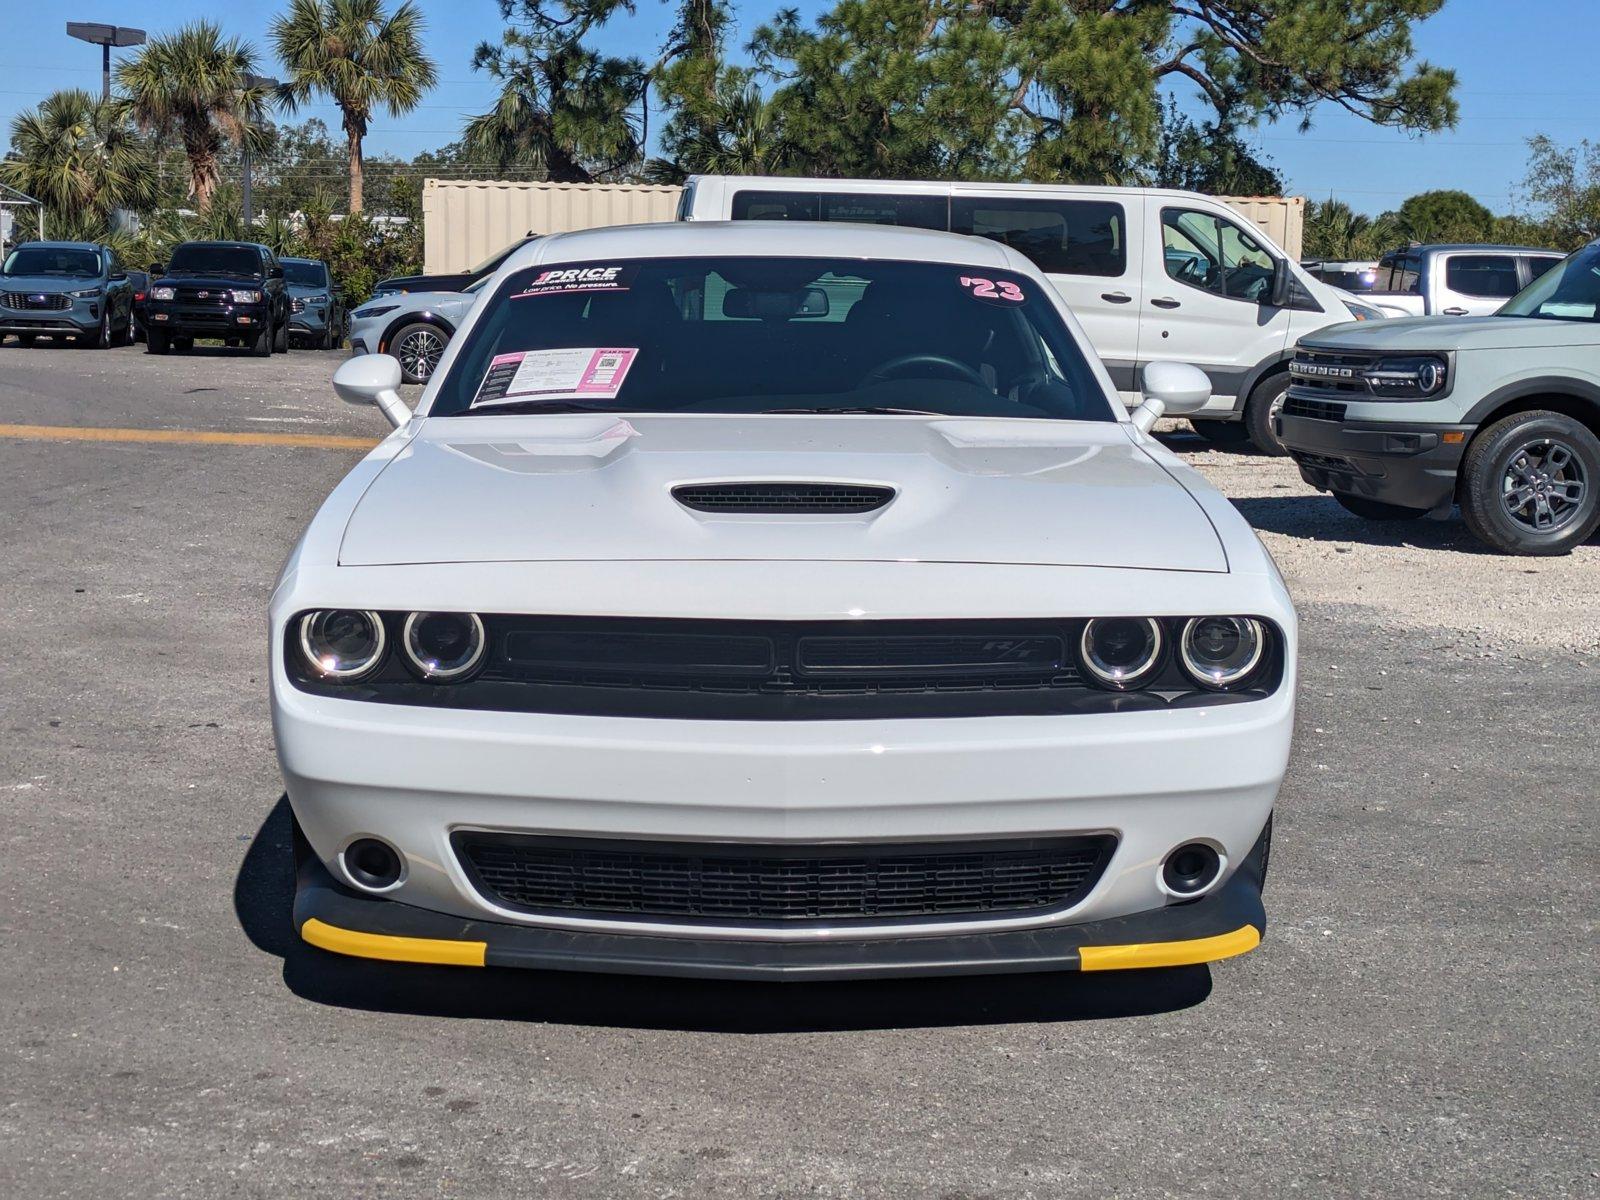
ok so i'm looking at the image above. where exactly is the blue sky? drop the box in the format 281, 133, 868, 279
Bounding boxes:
1, 0, 1593, 215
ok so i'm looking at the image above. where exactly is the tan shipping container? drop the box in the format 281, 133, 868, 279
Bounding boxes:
423, 180, 684, 273
1219, 195, 1304, 260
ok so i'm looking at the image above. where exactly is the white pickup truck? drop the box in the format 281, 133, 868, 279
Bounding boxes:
1367, 244, 1563, 317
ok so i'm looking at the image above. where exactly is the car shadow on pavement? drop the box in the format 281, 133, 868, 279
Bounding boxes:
1227, 495, 1492, 550
235, 796, 1213, 1032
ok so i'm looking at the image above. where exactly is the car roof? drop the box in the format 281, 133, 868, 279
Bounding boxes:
501, 220, 1016, 274
17, 241, 102, 251
1388, 243, 1563, 256
280, 256, 324, 265
174, 240, 270, 251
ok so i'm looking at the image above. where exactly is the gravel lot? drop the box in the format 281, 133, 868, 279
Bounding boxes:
1, 342, 1595, 1199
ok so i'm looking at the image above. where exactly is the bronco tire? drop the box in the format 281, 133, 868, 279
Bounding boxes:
1460, 410, 1600, 555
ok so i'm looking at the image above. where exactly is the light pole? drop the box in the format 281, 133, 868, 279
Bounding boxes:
66, 22, 145, 103
240, 73, 280, 230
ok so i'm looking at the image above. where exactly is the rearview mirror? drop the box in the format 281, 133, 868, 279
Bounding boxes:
722, 287, 830, 320
333, 354, 411, 429
1132, 361, 1212, 434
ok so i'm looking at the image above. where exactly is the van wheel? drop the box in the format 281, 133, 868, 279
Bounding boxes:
1334, 493, 1429, 521
1189, 419, 1252, 448
1460, 410, 1600, 555
1243, 373, 1290, 456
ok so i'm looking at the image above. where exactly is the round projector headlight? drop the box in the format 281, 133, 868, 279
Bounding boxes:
402, 612, 486, 681
299, 610, 386, 679
1079, 617, 1164, 688
1180, 617, 1265, 688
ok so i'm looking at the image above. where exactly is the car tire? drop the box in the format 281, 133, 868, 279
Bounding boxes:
321, 322, 336, 351
1333, 492, 1429, 521
391, 321, 448, 384
81, 312, 111, 349
146, 328, 169, 355
274, 313, 290, 354
1243, 372, 1290, 456
1189, 419, 1252, 448
250, 321, 273, 357
1459, 410, 1600, 555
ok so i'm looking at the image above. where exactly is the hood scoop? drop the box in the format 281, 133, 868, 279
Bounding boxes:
671, 481, 896, 515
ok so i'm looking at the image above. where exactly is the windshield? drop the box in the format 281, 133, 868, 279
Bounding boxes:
167, 244, 263, 277
1499, 244, 1600, 321
282, 260, 327, 287
431, 256, 1114, 422
2, 246, 101, 277
467, 236, 536, 278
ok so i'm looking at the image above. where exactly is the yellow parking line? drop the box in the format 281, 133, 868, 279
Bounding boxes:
0, 422, 378, 451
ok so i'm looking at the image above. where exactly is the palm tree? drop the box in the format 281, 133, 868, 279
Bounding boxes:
271, 0, 437, 214
664, 72, 787, 177
115, 22, 271, 215
0, 89, 157, 220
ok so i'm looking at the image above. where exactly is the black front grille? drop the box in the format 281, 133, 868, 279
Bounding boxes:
453, 833, 1116, 924
286, 614, 1286, 719
175, 285, 229, 305
1290, 450, 1360, 473
673, 482, 895, 513
1, 291, 71, 311
1282, 396, 1348, 422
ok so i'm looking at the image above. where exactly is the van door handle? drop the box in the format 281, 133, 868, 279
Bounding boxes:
1150, 296, 1181, 309
1100, 291, 1132, 303
1442, 306, 1469, 316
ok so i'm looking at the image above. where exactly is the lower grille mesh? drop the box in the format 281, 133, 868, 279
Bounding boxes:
454, 833, 1115, 924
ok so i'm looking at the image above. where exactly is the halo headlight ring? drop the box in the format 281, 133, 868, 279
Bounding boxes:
298, 610, 387, 681
402, 611, 487, 682
1078, 617, 1165, 690
1179, 616, 1266, 690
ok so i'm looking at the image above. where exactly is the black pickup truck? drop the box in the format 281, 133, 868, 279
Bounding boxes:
145, 241, 291, 356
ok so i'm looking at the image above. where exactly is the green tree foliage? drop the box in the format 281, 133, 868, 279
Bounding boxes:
1150, 102, 1283, 195
271, 0, 438, 215
464, 0, 648, 181
114, 22, 272, 214
1516, 135, 1600, 249
1393, 188, 1493, 242
0, 90, 158, 221
743, 0, 1458, 182
1303, 197, 1400, 260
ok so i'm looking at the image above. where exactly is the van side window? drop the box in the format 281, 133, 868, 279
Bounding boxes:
1160, 208, 1276, 302
1444, 254, 1520, 298
731, 190, 820, 221
1525, 255, 1560, 282
951, 198, 1125, 276
730, 189, 946, 229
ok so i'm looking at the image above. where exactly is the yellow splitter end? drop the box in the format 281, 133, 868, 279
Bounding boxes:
1077, 924, 1261, 971
300, 917, 487, 967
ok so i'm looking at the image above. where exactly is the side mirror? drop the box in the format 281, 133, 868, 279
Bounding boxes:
1132, 361, 1212, 434
269, 265, 285, 280
1267, 259, 1293, 309
149, 262, 165, 277
111, 270, 128, 281
334, 354, 411, 430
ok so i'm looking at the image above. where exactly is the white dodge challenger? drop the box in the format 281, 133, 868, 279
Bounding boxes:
271, 220, 1296, 980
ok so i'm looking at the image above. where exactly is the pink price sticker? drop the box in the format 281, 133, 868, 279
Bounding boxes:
959, 276, 1026, 303
471, 346, 639, 408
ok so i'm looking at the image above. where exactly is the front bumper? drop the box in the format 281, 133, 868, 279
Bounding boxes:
148, 299, 271, 338
1277, 410, 1470, 511
294, 824, 1269, 979
0, 296, 100, 336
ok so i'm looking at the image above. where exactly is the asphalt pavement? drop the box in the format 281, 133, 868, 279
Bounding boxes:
0, 340, 1594, 1198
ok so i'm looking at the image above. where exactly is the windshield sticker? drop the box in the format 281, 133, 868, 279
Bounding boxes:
472, 347, 638, 408
511, 264, 638, 299
960, 276, 1025, 304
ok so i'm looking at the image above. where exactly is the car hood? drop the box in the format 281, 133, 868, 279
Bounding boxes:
338, 415, 1228, 572
0, 274, 97, 293
1302, 314, 1600, 352
287, 282, 329, 297
154, 273, 269, 289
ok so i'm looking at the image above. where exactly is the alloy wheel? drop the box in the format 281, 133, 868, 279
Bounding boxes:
397, 328, 444, 381
1501, 438, 1587, 532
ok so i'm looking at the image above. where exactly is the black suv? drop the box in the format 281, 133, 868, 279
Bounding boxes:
146, 241, 291, 356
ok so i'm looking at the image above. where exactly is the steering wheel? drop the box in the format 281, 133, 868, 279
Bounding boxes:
860, 352, 988, 389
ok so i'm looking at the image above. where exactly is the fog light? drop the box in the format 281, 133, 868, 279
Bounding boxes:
1162, 843, 1222, 896
343, 837, 403, 890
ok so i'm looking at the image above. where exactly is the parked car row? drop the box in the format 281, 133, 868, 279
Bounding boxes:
0, 239, 348, 356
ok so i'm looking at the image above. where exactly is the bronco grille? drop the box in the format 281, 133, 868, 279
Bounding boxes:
672, 482, 895, 513
1282, 396, 1348, 423
453, 833, 1117, 924
2, 291, 71, 311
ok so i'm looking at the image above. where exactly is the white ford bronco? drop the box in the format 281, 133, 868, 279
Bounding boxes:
1278, 240, 1600, 555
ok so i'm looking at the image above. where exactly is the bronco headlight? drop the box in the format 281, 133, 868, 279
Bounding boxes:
1364, 355, 1448, 398
402, 612, 486, 681
1079, 617, 1164, 689
152, 285, 176, 301
231, 288, 263, 304
1179, 617, 1265, 689
298, 610, 386, 680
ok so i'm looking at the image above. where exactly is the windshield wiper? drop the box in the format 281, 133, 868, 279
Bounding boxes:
766, 406, 942, 416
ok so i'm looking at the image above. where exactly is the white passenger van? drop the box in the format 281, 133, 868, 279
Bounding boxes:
679, 175, 1367, 453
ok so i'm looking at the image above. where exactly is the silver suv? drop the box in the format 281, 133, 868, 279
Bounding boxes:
1277, 241, 1600, 555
